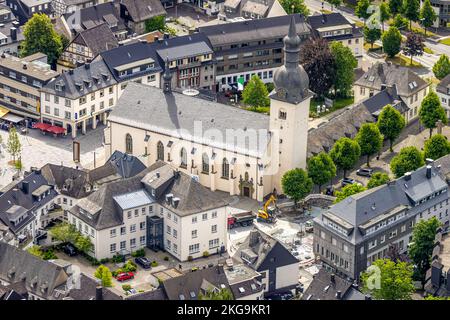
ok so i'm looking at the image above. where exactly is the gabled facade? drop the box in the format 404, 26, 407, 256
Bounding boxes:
436, 73, 450, 120
119, 0, 166, 35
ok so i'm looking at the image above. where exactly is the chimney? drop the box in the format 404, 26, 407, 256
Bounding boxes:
249, 230, 259, 247
172, 197, 180, 208
426, 165, 432, 179
330, 273, 335, 283
426, 158, 434, 166
404, 172, 411, 181
156, 172, 160, 178
96, 286, 103, 300
10, 27, 17, 41
69, 69, 74, 75
336, 290, 342, 300
22, 181, 29, 194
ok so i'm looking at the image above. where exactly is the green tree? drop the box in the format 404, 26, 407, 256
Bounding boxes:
432, 54, 450, 80
363, 26, 382, 49
367, 172, 390, 188
329, 41, 357, 97
279, 0, 309, 16
20, 13, 63, 65
299, 38, 336, 97
326, 0, 342, 10
49, 222, 78, 243
307, 152, 337, 192
390, 146, 425, 178
7, 127, 22, 164
329, 137, 361, 177
389, 0, 403, 15
334, 183, 366, 203
145, 15, 165, 33
355, 123, 383, 167
403, 32, 424, 65
424, 134, 450, 160
361, 259, 415, 300
391, 13, 409, 30
27, 245, 43, 258
377, 104, 406, 151
403, 0, 420, 29
198, 288, 234, 300
355, 0, 371, 25
409, 217, 441, 283
74, 234, 94, 254
379, 2, 391, 33
242, 75, 270, 109
281, 168, 313, 205
60, 34, 70, 50
420, 0, 437, 36
94, 265, 113, 287
419, 90, 447, 138
382, 26, 402, 58
425, 295, 450, 300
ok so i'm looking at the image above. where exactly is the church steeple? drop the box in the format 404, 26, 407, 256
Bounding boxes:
163, 57, 172, 94
273, 15, 310, 104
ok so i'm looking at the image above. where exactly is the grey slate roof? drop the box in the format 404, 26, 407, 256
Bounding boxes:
41, 59, 116, 99
163, 265, 231, 300
125, 287, 167, 300
120, 0, 166, 22
360, 86, 409, 117
72, 23, 119, 57
107, 82, 270, 157
66, 273, 121, 300
437, 73, 450, 95
199, 13, 309, 46
302, 269, 365, 300
355, 62, 428, 98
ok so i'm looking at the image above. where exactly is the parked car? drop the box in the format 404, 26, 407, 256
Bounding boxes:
63, 243, 77, 256
356, 168, 374, 177
116, 272, 134, 282
341, 177, 356, 187
135, 257, 151, 269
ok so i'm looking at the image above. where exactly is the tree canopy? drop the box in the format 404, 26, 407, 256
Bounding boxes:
355, 0, 372, 22
281, 168, 313, 204
145, 15, 166, 33
361, 259, 415, 300
420, 0, 437, 35
432, 54, 450, 80
390, 146, 425, 178
379, 2, 391, 32
382, 26, 402, 58
409, 217, 441, 283
299, 38, 336, 97
423, 134, 450, 160
377, 104, 405, 151
94, 265, 113, 287
329, 41, 357, 97
389, 0, 403, 15
367, 172, 390, 189
391, 13, 409, 30
403, 32, 424, 65
307, 152, 337, 192
419, 90, 447, 138
7, 127, 22, 164
334, 183, 366, 203
329, 137, 361, 177
50, 222, 93, 254
363, 26, 382, 49
20, 13, 63, 65
242, 75, 270, 109
355, 123, 383, 167
403, 0, 421, 29
279, 0, 310, 16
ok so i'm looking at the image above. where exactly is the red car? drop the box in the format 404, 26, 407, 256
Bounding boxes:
116, 272, 134, 282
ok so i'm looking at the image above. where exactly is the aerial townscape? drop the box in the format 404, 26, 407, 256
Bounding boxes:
1, 0, 450, 306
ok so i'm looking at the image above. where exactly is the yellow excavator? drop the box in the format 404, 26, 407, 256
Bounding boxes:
257, 194, 278, 223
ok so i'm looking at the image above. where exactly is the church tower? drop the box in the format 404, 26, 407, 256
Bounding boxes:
269, 15, 313, 192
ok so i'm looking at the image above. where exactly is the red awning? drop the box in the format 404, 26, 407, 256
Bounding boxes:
33, 122, 51, 130
46, 126, 66, 134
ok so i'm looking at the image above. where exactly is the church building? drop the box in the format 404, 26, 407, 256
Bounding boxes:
104, 17, 312, 202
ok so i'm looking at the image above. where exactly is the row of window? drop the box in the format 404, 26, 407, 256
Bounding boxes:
316, 244, 350, 271
191, 225, 218, 239
110, 236, 146, 253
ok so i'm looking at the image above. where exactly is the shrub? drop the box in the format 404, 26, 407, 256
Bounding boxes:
202, 251, 210, 258
42, 249, 58, 260
122, 284, 132, 291
112, 254, 125, 263
151, 261, 158, 267
131, 248, 145, 258
123, 260, 137, 272
164, 256, 169, 261
100, 258, 110, 264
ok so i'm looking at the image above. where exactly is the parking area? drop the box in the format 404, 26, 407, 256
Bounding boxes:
165, 3, 216, 35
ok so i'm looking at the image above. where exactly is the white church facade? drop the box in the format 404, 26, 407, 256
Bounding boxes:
104, 17, 312, 202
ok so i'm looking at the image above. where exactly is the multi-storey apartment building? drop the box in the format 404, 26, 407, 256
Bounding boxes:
5, 0, 53, 24
0, 53, 58, 122
307, 13, 363, 67
40, 60, 117, 137
429, 0, 448, 27
51, 0, 98, 17
313, 159, 450, 280
199, 14, 310, 91
68, 161, 229, 261
57, 23, 119, 72
354, 62, 430, 123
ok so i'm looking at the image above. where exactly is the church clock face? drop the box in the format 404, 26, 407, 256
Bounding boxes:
276, 87, 287, 99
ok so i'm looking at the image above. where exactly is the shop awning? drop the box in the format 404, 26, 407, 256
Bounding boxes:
0, 106, 9, 118
1, 113, 24, 123
33, 122, 51, 130
46, 126, 66, 134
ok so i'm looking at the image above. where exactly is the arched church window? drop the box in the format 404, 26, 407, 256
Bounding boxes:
222, 158, 229, 179
202, 153, 209, 173
157, 141, 164, 161
125, 133, 133, 154
180, 147, 187, 168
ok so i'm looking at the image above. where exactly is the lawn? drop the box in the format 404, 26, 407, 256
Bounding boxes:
424, 47, 434, 54
364, 42, 382, 52
386, 55, 423, 68
440, 38, 450, 46
310, 97, 354, 118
